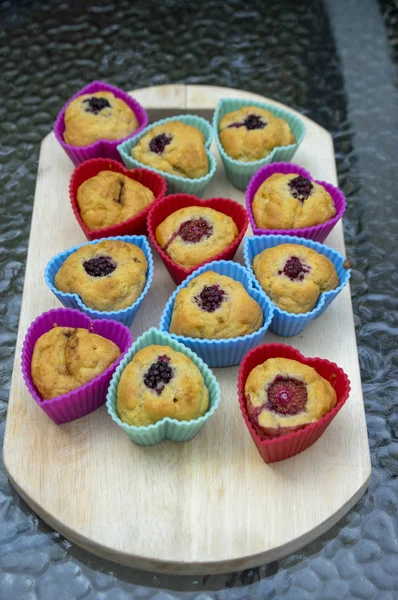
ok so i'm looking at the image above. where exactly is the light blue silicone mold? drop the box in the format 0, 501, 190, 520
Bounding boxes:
106, 328, 221, 445
244, 235, 351, 337
213, 97, 306, 190
44, 235, 153, 327
117, 114, 216, 196
159, 260, 274, 367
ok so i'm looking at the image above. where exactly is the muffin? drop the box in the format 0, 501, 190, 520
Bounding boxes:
31, 326, 120, 400
116, 345, 209, 426
245, 357, 337, 437
252, 173, 336, 230
219, 106, 295, 162
64, 91, 139, 147
54, 240, 148, 312
252, 244, 339, 314
77, 170, 155, 231
131, 121, 208, 179
169, 271, 263, 339
155, 206, 238, 270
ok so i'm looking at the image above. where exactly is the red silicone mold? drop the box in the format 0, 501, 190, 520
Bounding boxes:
237, 343, 351, 463
69, 158, 167, 240
147, 193, 249, 285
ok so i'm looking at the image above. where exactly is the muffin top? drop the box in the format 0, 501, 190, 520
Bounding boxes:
54, 240, 148, 312
252, 173, 336, 230
132, 121, 208, 179
245, 357, 337, 437
155, 206, 238, 270
64, 91, 139, 147
77, 170, 155, 231
169, 271, 263, 339
219, 106, 295, 162
31, 326, 120, 400
116, 344, 209, 427
252, 243, 339, 314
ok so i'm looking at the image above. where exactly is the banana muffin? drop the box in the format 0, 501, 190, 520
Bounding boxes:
132, 121, 208, 179
219, 106, 295, 162
155, 206, 238, 270
64, 91, 139, 147
169, 271, 263, 339
31, 326, 120, 400
54, 240, 148, 312
252, 244, 339, 314
245, 357, 337, 437
77, 170, 155, 231
252, 173, 336, 230
116, 344, 209, 426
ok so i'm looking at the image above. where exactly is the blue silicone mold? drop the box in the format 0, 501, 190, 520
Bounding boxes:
244, 235, 351, 337
159, 260, 274, 367
44, 235, 154, 327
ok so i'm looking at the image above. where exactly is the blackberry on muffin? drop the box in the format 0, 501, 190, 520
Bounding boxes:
54, 240, 148, 312
245, 357, 337, 438
31, 326, 120, 400
252, 243, 339, 314
155, 206, 238, 269
64, 91, 139, 147
252, 173, 336, 230
77, 170, 155, 231
132, 121, 208, 179
116, 344, 209, 426
169, 271, 263, 339
219, 106, 295, 162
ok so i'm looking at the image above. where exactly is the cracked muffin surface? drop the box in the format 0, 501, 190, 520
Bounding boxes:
31, 326, 120, 400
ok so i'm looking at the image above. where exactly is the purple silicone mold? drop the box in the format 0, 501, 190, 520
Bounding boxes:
245, 162, 347, 243
21, 308, 133, 425
54, 81, 148, 166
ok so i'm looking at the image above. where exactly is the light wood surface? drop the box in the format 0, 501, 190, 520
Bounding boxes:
3, 85, 371, 575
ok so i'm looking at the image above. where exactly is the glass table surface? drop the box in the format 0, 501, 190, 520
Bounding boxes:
0, 0, 397, 598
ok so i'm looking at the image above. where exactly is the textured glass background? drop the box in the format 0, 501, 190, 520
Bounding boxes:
0, 0, 397, 598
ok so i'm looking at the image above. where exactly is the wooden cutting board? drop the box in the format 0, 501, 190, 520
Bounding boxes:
3, 85, 371, 575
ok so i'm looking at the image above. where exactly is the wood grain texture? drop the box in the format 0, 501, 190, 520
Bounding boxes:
3, 85, 371, 575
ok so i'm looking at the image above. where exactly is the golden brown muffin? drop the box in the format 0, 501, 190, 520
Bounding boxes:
252, 244, 339, 314
117, 345, 209, 426
31, 326, 120, 400
54, 240, 148, 312
64, 91, 138, 147
155, 206, 238, 270
77, 170, 155, 231
252, 173, 336, 230
245, 357, 337, 437
219, 106, 295, 162
169, 271, 263, 339
131, 121, 208, 179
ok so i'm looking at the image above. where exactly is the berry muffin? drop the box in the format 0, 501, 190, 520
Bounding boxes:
252, 173, 336, 230
169, 271, 263, 339
77, 170, 155, 231
245, 357, 337, 437
54, 240, 148, 312
219, 106, 295, 162
64, 91, 139, 147
116, 345, 209, 426
131, 121, 208, 179
155, 206, 238, 270
252, 244, 339, 314
31, 326, 120, 400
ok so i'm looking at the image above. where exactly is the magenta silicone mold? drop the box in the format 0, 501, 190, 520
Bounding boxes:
245, 162, 347, 243
54, 81, 148, 166
21, 308, 133, 424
